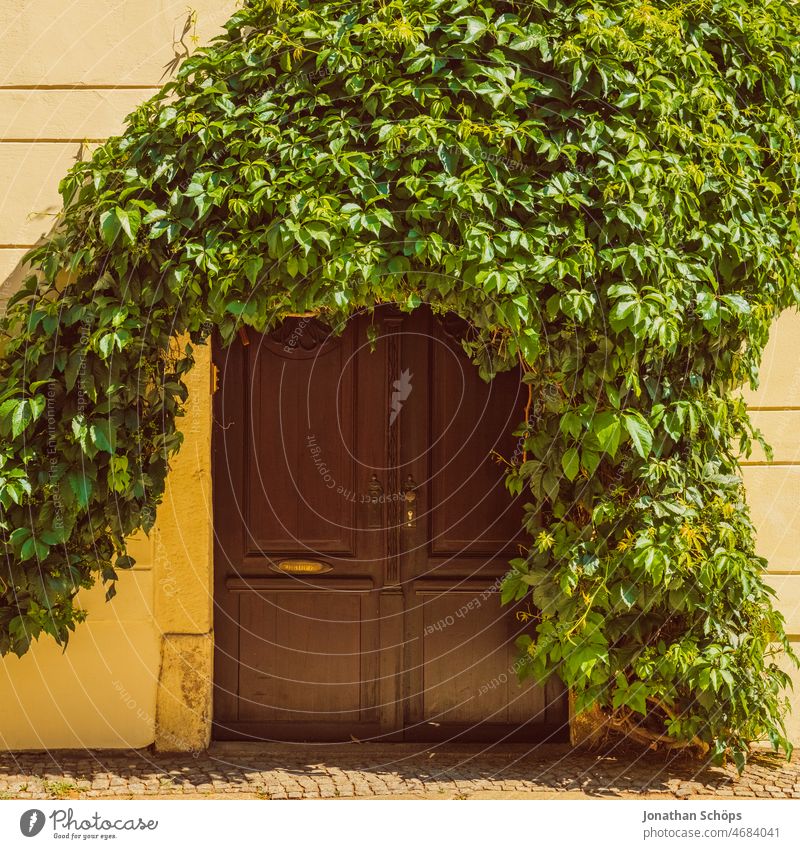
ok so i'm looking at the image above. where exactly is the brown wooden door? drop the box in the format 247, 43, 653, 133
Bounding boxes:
212, 307, 567, 742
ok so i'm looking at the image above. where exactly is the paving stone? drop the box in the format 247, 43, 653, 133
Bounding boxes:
1, 745, 798, 799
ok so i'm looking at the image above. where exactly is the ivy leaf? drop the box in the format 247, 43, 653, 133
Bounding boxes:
518, 328, 541, 362
143, 208, 167, 224
624, 412, 653, 458
581, 449, 601, 476
244, 257, 263, 286
10, 401, 32, 439
461, 17, 488, 43
115, 207, 141, 243
225, 301, 248, 316
303, 222, 331, 249
509, 33, 544, 52
64, 351, 84, 392
11, 397, 44, 439
612, 680, 647, 716
618, 583, 637, 609
67, 472, 93, 509
39, 527, 65, 546
561, 447, 580, 481
108, 456, 130, 493
559, 410, 582, 439
20, 535, 49, 561
615, 90, 639, 108
9, 527, 31, 554
149, 219, 172, 240
100, 209, 122, 246
437, 143, 460, 175
0, 398, 17, 436
721, 294, 751, 316
592, 411, 622, 458
387, 255, 410, 274
90, 421, 116, 454
98, 334, 116, 359
624, 682, 648, 716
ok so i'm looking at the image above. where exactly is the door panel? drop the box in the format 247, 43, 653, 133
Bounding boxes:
421, 591, 513, 723
428, 336, 526, 557
245, 327, 357, 554
213, 306, 568, 742
237, 589, 374, 723
415, 585, 564, 728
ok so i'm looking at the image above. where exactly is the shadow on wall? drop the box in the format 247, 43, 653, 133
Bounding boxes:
0, 250, 31, 316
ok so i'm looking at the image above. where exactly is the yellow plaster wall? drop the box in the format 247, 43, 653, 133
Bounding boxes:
0, 0, 230, 750
0, 0, 799, 751
740, 309, 800, 743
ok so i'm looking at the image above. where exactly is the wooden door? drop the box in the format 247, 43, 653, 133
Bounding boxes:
212, 307, 567, 742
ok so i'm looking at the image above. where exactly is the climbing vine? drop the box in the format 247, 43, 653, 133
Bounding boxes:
1, 0, 799, 768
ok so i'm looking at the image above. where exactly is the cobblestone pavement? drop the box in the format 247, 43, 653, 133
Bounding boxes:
0, 743, 798, 800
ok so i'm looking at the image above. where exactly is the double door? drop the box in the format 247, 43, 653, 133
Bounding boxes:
212, 306, 567, 741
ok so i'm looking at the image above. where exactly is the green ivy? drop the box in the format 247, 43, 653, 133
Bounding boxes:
1, 0, 799, 768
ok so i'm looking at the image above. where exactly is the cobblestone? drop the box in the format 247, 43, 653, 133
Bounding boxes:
0, 742, 797, 800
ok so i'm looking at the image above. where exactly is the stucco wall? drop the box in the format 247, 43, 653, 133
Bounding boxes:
0, 0, 799, 750
741, 310, 800, 743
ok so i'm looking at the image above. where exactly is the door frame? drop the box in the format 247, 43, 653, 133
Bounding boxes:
209, 308, 569, 743
149, 318, 578, 751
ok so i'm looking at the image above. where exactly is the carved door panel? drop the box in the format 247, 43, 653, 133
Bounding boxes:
212, 307, 568, 742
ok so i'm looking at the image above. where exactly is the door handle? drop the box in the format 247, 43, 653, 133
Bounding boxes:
402, 474, 418, 528
366, 473, 384, 529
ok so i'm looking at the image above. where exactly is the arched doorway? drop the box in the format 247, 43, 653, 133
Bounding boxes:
212, 306, 568, 742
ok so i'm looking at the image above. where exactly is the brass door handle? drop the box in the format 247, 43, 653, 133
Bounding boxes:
367, 473, 384, 529
402, 474, 418, 528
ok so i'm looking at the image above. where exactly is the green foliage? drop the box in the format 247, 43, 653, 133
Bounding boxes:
1, 0, 799, 766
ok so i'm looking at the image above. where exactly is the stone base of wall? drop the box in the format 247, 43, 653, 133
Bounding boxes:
154, 633, 213, 752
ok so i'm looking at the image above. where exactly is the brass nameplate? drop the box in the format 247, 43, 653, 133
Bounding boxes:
274, 559, 332, 575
